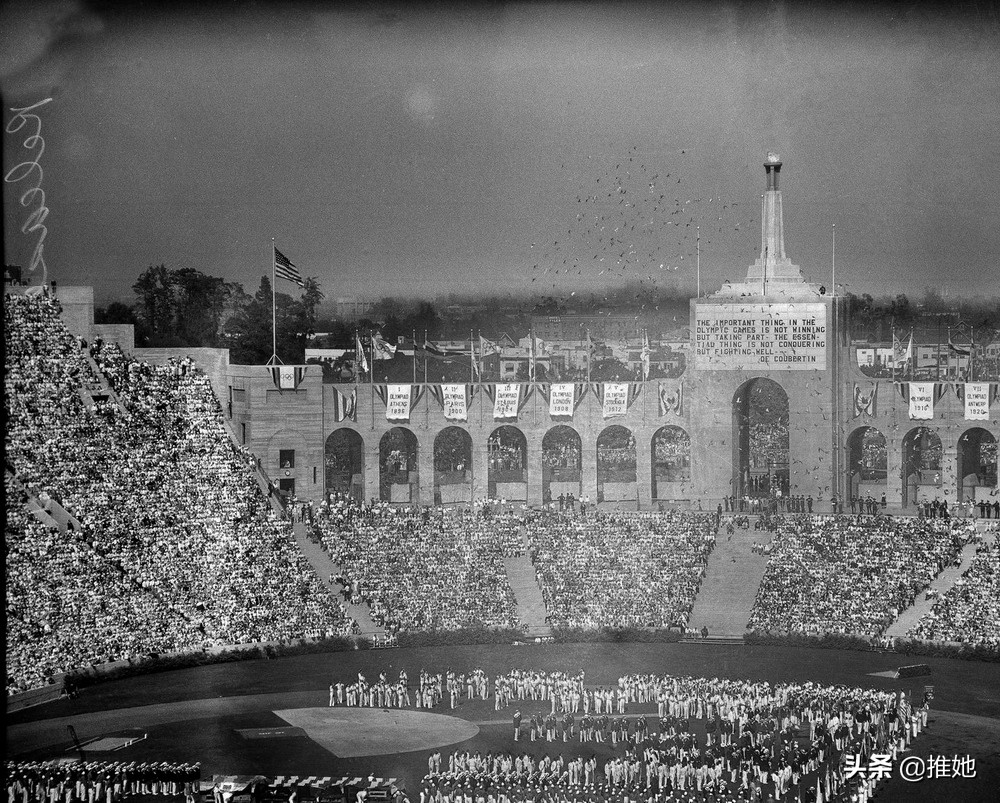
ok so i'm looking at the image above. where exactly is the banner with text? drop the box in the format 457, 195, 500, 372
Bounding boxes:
965, 382, 991, 421
602, 383, 630, 419
493, 383, 521, 420
442, 384, 468, 421
386, 384, 412, 421
908, 382, 934, 420
549, 383, 575, 418
694, 303, 827, 370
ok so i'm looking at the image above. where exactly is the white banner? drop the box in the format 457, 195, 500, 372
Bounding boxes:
549, 383, 574, 417
278, 366, 296, 389
965, 383, 990, 421
694, 303, 827, 370
386, 384, 412, 420
908, 382, 934, 420
493, 383, 520, 419
602, 383, 629, 419
442, 384, 467, 421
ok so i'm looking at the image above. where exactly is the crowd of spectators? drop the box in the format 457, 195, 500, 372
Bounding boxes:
317, 502, 523, 633
6, 760, 201, 803
908, 537, 1000, 648
748, 515, 976, 637
5, 293, 348, 696
525, 511, 716, 628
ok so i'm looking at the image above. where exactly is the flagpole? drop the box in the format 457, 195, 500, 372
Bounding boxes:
412, 329, 417, 385
831, 223, 836, 297
423, 330, 428, 384
270, 239, 278, 365
469, 329, 474, 384
696, 225, 700, 298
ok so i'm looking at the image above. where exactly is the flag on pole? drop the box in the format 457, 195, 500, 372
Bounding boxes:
355, 332, 369, 374
529, 333, 537, 381
948, 330, 971, 356
641, 330, 651, 380
372, 331, 397, 360
479, 335, 500, 356
273, 248, 304, 287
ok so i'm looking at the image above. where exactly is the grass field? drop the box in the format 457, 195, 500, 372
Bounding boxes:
8, 642, 1000, 802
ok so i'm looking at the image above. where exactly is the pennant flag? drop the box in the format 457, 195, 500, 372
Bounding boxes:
355, 333, 369, 374
908, 382, 934, 420
659, 383, 682, 416
331, 388, 356, 422
274, 247, 304, 288
372, 331, 397, 360
853, 383, 877, 418
602, 382, 629, 419
549, 383, 574, 417
270, 365, 306, 390
529, 333, 537, 381
493, 383, 520, 419
964, 382, 991, 420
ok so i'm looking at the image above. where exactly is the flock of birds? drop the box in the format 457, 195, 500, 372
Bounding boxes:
527, 146, 755, 296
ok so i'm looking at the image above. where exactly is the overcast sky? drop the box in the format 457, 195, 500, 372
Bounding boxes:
3, 0, 999, 305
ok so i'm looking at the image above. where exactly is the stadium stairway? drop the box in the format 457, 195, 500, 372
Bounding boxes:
686, 520, 774, 637
504, 528, 551, 636
291, 522, 384, 638
885, 525, 998, 639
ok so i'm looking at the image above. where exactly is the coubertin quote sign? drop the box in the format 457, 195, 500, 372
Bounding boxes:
695, 303, 827, 370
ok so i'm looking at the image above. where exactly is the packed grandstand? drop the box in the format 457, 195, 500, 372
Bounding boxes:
5, 290, 1000, 803
6, 290, 999, 695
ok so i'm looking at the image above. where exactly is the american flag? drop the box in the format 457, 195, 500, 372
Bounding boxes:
273, 247, 304, 287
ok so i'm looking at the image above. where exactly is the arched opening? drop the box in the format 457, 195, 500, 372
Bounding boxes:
433, 426, 473, 505
379, 427, 419, 504
957, 427, 998, 502
488, 425, 527, 501
597, 425, 636, 504
733, 378, 789, 500
651, 425, 690, 501
901, 427, 942, 508
542, 425, 582, 506
325, 429, 364, 503
845, 426, 887, 502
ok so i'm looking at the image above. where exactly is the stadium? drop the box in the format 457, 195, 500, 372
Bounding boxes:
6, 156, 1000, 803
5, 4, 1000, 801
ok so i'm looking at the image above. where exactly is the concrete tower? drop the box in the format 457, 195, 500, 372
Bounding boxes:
714, 154, 821, 299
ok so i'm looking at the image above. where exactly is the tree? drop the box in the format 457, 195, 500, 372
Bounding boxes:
132, 264, 175, 344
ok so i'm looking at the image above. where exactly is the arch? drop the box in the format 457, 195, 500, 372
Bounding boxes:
379, 427, 419, 504
845, 426, 887, 502
542, 425, 582, 505
733, 378, 789, 500
325, 429, 364, 503
433, 426, 473, 505
651, 425, 690, 500
597, 425, 636, 504
901, 426, 943, 508
488, 425, 527, 501
957, 427, 998, 502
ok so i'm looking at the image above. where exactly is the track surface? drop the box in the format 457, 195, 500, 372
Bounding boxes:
8, 642, 1000, 802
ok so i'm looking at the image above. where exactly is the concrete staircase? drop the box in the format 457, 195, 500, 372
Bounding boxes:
503, 528, 551, 635
291, 522, 384, 639
687, 520, 774, 637
886, 526, 998, 639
